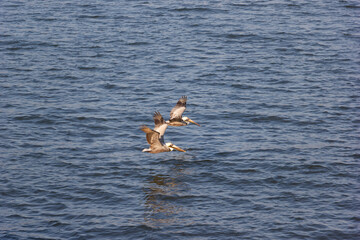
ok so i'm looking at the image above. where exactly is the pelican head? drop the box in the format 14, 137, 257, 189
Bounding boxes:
182, 116, 201, 126
166, 143, 186, 152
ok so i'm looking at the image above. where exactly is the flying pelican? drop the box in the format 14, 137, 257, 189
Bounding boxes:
166, 96, 201, 127
141, 111, 186, 154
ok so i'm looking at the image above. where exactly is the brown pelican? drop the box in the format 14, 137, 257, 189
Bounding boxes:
141, 111, 186, 154
166, 96, 200, 127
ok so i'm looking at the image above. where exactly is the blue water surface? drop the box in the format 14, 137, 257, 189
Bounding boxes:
1, 1, 359, 239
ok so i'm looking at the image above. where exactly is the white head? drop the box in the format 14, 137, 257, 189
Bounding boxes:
182, 116, 201, 126
182, 116, 190, 124
166, 142, 186, 152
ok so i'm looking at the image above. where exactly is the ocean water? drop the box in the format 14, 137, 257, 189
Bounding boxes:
1, 0, 359, 239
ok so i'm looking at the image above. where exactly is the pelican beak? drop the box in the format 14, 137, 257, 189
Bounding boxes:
187, 118, 201, 126
171, 144, 186, 152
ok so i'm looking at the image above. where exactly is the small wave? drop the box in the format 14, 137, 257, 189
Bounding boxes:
53, 160, 84, 169
33, 17, 57, 22
36, 118, 56, 125
0, 233, 22, 240
296, 119, 326, 126
172, 7, 213, 12
7, 214, 29, 219
126, 41, 151, 46
14, 114, 42, 121
235, 168, 258, 173
42, 202, 67, 211
215, 151, 238, 157
344, 5, 360, 9
78, 66, 98, 71
5, 40, 59, 49
72, 116, 112, 122
301, 164, 329, 174
101, 83, 120, 90
46, 220, 70, 227
77, 15, 107, 19
250, 115, 291, 123
53, 74, 79, 80
231, 83, 256, 89
225, 33, 257, 39
349, 153, 360, 159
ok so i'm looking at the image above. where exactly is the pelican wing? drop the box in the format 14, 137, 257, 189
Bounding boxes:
170, 96, 187, 120
140, 126, 163, 149
153, 111, 168, 144
153, 111, 166, 129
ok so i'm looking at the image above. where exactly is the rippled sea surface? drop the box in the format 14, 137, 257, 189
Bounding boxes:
1, 1, 359, 239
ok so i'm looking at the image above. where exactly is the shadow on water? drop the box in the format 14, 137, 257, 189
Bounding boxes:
142, 160, 190, 229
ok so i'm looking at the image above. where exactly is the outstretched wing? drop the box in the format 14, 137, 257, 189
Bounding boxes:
170, 96, 187, 121
153, 111, 166, 129
140, 126, 163, 149
153, 111, 168, 144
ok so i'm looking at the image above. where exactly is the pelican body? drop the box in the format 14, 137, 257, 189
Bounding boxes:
141, 112, 186, 154
166, 96, 200, 127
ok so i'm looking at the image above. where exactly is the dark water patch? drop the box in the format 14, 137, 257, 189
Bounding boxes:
19, 152, 47, 160
234, 168, 258, 173
71, 188, 118, 201
334, 195, 358, 209
78, 66, 99, 71
171, 224, 247, 239
172, 7, 216, 12
6, 214, 30, 220
250, 115, 291, 124
52, 74, 79, 80
78, 171, 110, 178
301, 164, 329, 174
100, 83, 121, 90
29, 197, 48, 204
214, 151, 239, 157
72, 116, 114, 122
344, 5, 360, 9
266, 191, 311, 203
126, 41, 151, 46
1, 188, 29, 198
52, 160, 85, 169
44, 220, 71, 228
33, 17, 57, 22
231, 83, 256, 89
4, 40, 59, 50
225, 33, 258, 39
0, 233, 22, 240
42, 203, 67, 211
1, 201, 35, 211
35, 118, 56, 125
348, 153, 360, 159
274, 164, 301, 172
85, 224, 154, 239
296, 118, 327, 126
77, 15, 107, 19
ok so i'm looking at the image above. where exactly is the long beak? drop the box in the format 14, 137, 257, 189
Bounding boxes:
188, 118, 201, 126
171, 145, 186, 152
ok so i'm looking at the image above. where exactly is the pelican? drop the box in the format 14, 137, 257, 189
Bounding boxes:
141, 111, 186, 154
166, 96, 200, 127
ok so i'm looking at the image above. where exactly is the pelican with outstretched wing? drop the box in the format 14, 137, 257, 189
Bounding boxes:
141, 111, 186, 154
166, 96, 200, 127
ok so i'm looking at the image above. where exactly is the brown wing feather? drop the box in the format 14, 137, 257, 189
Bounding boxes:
170, 96, 187, 120
153, 111, 165, 128
140, 126, 163, 148
153, 111, 168, 144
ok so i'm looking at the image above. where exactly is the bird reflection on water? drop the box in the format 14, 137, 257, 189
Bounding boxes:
143, 163, 190, 228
